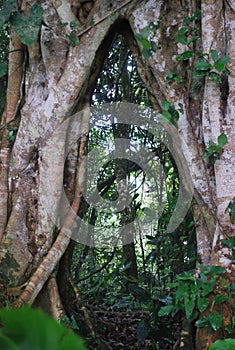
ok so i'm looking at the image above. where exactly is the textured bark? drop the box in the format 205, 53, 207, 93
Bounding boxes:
0, 29, 23, 242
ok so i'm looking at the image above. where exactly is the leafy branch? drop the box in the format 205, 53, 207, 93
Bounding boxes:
203, 133, 228, 165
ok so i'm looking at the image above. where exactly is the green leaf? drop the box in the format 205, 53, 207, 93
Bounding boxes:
151, 41, 157, 52
89, 17, 94, 26
175, 33, 188, 45
142, 47, 151, 59
135, 33, 144, 42
67, 30, 78, 46
184, 296, 195, 320
200, 265, 226, 277
215, 57, 230, 71
214, 294, 229, 305
178, 26, 189, 35
195, 60, 212, 71
0, 335, 19, 350
141, 39, 152, 50
209, 339, 235, 350
0, 63, 8, 78
195, 316, 210, 328
11, 3, 43, 46
209, 72, 221, 83
197, 297, 209, 313
0, 306, 87, 350
0, 0, 17, 26
158, 305, 175, 317
162, 100, 171, 111
201, 278, 216, 296
217, 133, 227, 147
176, 50, 194, 61
210, 49, 219, 62
141, 26, 150, 39
137, 320, 149, 344
209, 312, 222, 331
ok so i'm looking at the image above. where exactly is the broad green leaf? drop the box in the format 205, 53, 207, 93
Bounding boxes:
209, 339, 235, 350
201, 278, 216, 296
0, 335, 19, 350
135, 33, 144, 42
136, 320, 148, 344
214, 294, 229, 305
195, 60, 211, 71
207, 144, 222, 152
178, 26, 188, 35
141, 26, 150, 39
197, 297, 209, 313
184, 296, 195, 319
0, 0, 17, 26
158, 305, 175, 316
162, 111, 172, 122
215, 57, 230, 71
209, 312, 222, 331
0, 62, 8, 77
0, 306, 87, 350
59, 332, 86, 350
200, 265, 226, 277
176, 50, 194, 61
175, 33, 188, 45
195, 315, 210, 328
217, 133, 227, 147
11, 3, 43, 46
162, 100, 171, 111
142, 47, 151, 59
210, 49, 219, 62
141, 39, 151, 50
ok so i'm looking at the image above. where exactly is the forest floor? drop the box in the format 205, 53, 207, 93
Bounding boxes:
83, 306, 181, 350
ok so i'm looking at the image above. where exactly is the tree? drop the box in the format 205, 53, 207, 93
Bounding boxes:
0, 1, 235, 349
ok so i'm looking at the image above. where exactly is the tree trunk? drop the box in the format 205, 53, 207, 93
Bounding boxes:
0, 1, 235, 349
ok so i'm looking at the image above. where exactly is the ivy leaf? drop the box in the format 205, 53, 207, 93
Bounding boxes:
11, 3, 43, 46
0, 63, 8, 78
217, 133, 227, 148
209, 312, 222, 331
0, 0, 17, 26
